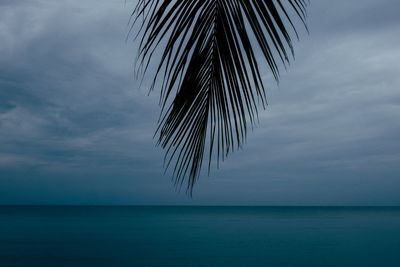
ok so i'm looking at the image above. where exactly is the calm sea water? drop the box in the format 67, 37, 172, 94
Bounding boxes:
1, 206, 400, 266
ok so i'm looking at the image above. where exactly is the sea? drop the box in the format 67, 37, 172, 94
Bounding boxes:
0, 206, 399, 266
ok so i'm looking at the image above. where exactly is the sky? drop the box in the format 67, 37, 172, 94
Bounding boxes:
1, 0, 400, 205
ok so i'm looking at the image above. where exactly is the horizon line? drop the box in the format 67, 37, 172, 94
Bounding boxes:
1, 204, 399, 208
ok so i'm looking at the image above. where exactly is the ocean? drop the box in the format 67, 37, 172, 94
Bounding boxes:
1, 206, 399, 266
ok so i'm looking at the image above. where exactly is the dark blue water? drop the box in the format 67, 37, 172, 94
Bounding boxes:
1, 206, 400, 266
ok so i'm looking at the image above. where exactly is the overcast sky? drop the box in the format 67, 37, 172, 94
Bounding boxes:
1, 0, 399, 205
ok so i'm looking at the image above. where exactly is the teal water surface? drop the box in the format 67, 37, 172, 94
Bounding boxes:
1, 206, 400, 266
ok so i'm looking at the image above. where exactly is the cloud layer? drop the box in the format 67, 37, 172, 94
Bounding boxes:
1, 0, 400, 205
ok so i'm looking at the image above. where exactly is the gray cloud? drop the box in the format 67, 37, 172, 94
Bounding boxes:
0, 0, 399, 205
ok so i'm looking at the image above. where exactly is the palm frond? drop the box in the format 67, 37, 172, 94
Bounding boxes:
132, 0, 308, 194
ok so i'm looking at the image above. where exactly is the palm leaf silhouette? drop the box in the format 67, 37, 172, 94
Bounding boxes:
132, 0, 308, 194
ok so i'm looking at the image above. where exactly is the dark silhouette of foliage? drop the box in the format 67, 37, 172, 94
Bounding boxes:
131, 0, 308, 194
